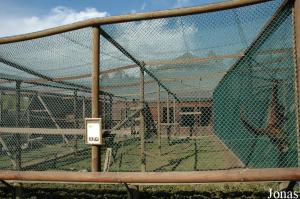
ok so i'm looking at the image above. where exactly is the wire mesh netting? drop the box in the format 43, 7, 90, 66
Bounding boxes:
0, 0, 298, 172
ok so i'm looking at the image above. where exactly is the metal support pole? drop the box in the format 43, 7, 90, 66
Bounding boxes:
166, 93, 171, 141
173, 98, 176, 135
108, 95, 113, 130
167, 93, 170, 124
82, 97, 86, 121
15, 81, 21, 171
91, 26, 101, 172
73, 91, 78, 128
294, 0, 300, 167
140, 68, 145, 172
15, 81, 22, 199
173, 99, 176, 123
73, 91, 78, 151
157, 83, 161, 155
0, 91, 3, 126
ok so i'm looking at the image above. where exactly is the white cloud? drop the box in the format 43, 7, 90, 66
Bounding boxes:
102, 17, 198, 73
173, 0, 191, 8
0, 6, 108, 37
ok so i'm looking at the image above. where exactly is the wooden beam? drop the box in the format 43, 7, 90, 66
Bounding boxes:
37, 95, 69, 144
1, 168, 300, 183
103, 148, 112, 172
161, 123, 180, 126
0, 128, 84, 135
179, 112, 202, 115
111, 108, 142, 131
157, 84, 161, 155
100, 28, 180, 102
15, 81, 21, 170
0, 48, 289, 86
0, 0, 269, 44
0, 137, 17, 168
140, 68, 146, 172
0, 58, 91, 92
116, 87, 213, 98
91, 26, 101, 172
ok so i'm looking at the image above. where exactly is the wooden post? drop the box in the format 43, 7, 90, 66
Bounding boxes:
140, 68, 145, 172
194, 139, 198, 171
73, 91, 78, 128
15, 81, 21, 171
157, 83, 161, 155
294, 0, 300, 167
108, 95, 113, 130
173, 99, 176, 123
82, 97, 86, 121
167, 93, 170, 124
73, 91, 78, 151
91, 26, 101, 172
0, 91, 3, 126
166, 93, 171, 141
37, 95, 69, 143
173, 98, 176, 135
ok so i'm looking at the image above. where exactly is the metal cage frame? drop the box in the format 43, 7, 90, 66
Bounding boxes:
0, 0, 299, 184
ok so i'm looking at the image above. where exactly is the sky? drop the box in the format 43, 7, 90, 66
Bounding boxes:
0, 0, 224, 37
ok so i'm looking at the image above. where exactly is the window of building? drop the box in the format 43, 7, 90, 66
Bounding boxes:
180, 107, 194, 127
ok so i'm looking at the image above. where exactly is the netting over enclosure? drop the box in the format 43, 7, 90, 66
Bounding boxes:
0, 0, 298, 172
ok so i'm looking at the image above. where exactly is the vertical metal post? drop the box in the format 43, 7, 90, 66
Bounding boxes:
294, 0, 300, 166
15, 81, 21, 171
167, 93, 170, 124
108, 95, 113, 130
166, 93, 171, 141
157, 83, 161, 155
73, 91, 78, 128
83, 97, 86, 120
73, 91, 78, 151
91, 26, 101, 172
173, 98, 176, 135
0, 91, 2, 126
140, 68, 145, 172
173, 99, 176, 123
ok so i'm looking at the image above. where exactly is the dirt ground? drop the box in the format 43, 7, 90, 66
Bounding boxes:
0, 182, 295, 198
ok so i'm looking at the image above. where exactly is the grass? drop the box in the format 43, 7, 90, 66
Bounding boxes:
1, 133, 236, 172
46, 135, 237, 172
1, 182, 298, 198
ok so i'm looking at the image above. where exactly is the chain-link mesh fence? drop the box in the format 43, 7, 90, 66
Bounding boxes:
0, 0, 298, 173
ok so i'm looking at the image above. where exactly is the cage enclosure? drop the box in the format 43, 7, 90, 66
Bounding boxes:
0, 0, 299, 180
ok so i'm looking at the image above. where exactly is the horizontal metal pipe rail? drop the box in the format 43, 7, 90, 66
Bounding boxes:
0, 168, 300, 183
0, 0, 269, 44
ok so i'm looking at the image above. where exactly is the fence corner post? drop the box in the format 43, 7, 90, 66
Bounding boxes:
294, 0, 300, 167
91, 25, 101, 172
140, 68, 145, 172
157, 83, 161, 155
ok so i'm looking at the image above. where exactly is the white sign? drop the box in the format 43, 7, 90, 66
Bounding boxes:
85, 118, 102, 145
